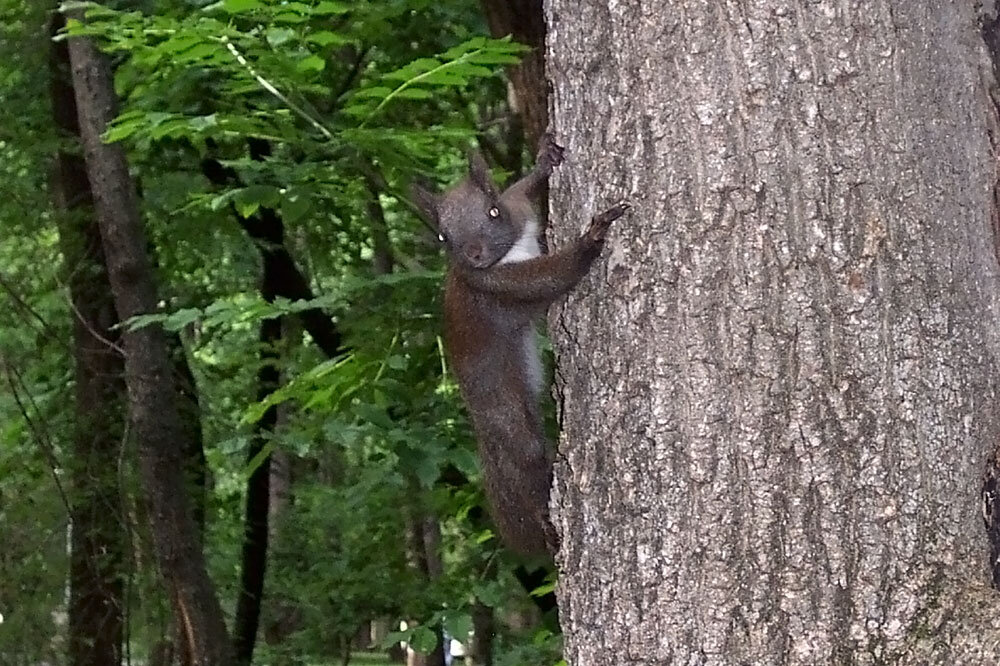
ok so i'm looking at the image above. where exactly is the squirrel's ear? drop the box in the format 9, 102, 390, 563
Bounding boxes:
468, 151, 498, 197
410, 182, 440, 226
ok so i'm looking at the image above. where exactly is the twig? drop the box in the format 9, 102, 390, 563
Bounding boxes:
65, 295, 126, 356
0, 271, 65, 347
0, 355, 71, 515
220, 36, 335, 141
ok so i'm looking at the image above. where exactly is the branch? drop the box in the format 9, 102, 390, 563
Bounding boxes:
0, 355, 71, 515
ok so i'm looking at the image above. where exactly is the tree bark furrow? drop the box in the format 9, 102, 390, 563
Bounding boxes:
548, 1, 1000, 663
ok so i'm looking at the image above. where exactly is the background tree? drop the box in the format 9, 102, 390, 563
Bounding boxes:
51, 11, 127, 666
0, 0, 563, 663
548, 0, 1000, 663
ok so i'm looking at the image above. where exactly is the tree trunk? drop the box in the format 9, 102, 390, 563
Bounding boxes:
479, 0, 547, 152
65, 15, 233, 665
50, 15, 125, 666
233, 316, 279, 665
547, 1, 1000, 663
170, 335, 208, 539
467, 600, 494, 666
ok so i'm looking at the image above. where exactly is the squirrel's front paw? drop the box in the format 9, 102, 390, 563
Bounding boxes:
537, 134, 565, 172
587, 201, 631, 242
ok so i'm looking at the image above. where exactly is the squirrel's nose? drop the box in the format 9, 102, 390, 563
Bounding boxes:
464, 243, 484, 264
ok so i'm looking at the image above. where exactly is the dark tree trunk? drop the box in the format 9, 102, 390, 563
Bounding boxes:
203, 140, 345, 660
50, 15, 125, 666
403, 505, 446, 666
547, 0, 1000, 663
64, 12, 233, 664
467, 600, 494, 666
232, 316, 280, 665
200, 150, 343, 358
362, 169, 395, 275
479, 0, 547, 152
170, 336, 207, 538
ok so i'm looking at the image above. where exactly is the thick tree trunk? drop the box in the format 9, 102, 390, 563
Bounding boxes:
547, 1, 1000, 663
65, 17, 233, 665
170, 335, 208, 539
479, 0, 547, 151
50, 16, 125, 666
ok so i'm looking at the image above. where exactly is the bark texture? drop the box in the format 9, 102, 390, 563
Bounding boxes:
547, 1, 1000, 663
50, 16, 125, 666
65, 20, 233, 665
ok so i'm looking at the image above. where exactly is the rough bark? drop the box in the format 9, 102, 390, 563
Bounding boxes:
547, 1, 1000, 664
50, 15, 125, 666
479, 0, 547, 151
65, 16, 233, 665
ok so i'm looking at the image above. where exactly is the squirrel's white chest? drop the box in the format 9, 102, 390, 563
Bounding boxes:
499, 217, 541, 264
499, 218, 544, 396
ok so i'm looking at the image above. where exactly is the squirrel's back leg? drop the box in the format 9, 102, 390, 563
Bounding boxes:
473, 410, 556, 557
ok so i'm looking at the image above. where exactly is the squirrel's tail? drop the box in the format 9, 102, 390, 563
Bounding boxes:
474, 416, 556, 557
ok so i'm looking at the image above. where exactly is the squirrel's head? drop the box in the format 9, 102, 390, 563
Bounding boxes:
411, 152, 522, 270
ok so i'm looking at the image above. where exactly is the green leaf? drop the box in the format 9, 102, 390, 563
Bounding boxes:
163, 308, 201, 330
530, 580, 555, 597
243, 440, 276, 479
221, 0, 263, 12
475, 580, 504, 607
313, 0, 349, 14
354, 404, 394, 430
235, 200, 260, 217
266, 27, 296, 47
103, 118, 144, 143
187, 114, 218, 132
448, 448, 478, 477
409, 626, 437, 655
274, 10, 309, 24
305, 30, 348, 47
352, 86, 393, 100
386, 355, 407, 370
380, 630, 410, 650
394, 88, 432, 100
443, 612, 473, 641
413, 455, 439, 489
356, 37, 528, 124
297, 54, 325, 73
280, 193, 311, 223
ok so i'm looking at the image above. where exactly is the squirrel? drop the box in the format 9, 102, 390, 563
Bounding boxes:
412, 136, 630, 556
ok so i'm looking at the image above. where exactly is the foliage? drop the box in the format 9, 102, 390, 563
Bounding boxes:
0, 0, 559, 663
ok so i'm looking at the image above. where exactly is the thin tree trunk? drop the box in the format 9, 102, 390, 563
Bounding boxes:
232, 317, 279, 665
548, 1, 1000, 663
467, 600, 494, 666
200, 151, 343, 358
65, 13, 232, 664
362, 169, 395, 276
403, 504, 446, 666
50, 15, 125, 666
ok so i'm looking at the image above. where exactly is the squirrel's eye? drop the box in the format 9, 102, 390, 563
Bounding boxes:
488, 206, 500, 218
437, 233, 446, 243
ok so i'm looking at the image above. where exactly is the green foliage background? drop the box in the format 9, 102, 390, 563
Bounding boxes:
0, 0, 560, 663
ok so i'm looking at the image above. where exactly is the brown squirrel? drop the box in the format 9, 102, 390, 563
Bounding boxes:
412, 136, 630, 556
